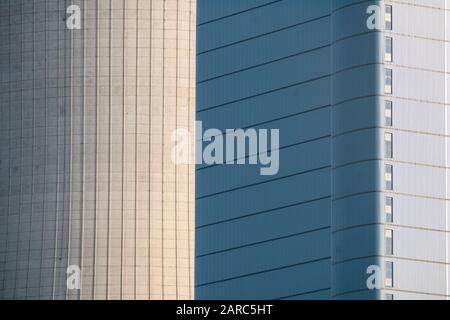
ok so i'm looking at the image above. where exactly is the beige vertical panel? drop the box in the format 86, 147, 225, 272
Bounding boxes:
162, 0, 177, 300
189, 0, 196, 300
149, 0, 164, 300
81, 0, 98, 300
108, 0, 124, 300
176, 0, 191, 300
122, 0, 137, 300
135, 0, 151, 300
94, 0, 110, 300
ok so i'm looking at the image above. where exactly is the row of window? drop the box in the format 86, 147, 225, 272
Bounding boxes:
385, 4, 394, 301
385, 68, 393, 94
386, 5, 392, 31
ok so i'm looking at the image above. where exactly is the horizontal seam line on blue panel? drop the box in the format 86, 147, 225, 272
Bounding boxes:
332, 223, 383, 235
196, 226, 331, 258
197, 0, 284, 27
332, 30, 382, 47
196, 195, 331, 229
332, 62, 383, 77
333, 126, 408, 139
332, 255, 380, 266
333, 191, 383, 202
196, 134, 331, 172
195, 165, 331, 200
197, 74, 331, 113
333, 94, 381, 108
332, 0, 375, 13
195, 256, 331, 288
197, 44, 330, 84
333, 158, 380, 170
275, 288, 331, 300
197, 14, 331, 55
331, 288, 373, 299
197, 83, 330, 116
196, 103, 330, 143
333, 126, 381, 138
197, 30, 380, 84
197, 62, 379, 114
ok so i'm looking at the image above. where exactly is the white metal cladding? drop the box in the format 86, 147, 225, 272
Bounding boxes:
383, 0, 450, 299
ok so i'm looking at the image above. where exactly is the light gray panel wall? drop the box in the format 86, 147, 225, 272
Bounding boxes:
0, 0, 74, 300
400, 0, 449, 8
392, 35, 445, 71
390, 163, 445, 198
391, 194, 446, 231
392, 131, 445, 167
384, 0, 450, 299
390, 100, 444, 136
390, 226, 446, 262
391, 259, 447, 296
393, 67, 445, 104
392, 1, 445, 40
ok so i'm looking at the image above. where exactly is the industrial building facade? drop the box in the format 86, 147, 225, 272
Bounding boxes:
0, 0, 195, 299
196, 0, 450, 300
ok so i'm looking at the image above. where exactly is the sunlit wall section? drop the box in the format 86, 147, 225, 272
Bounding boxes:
0, 0, 195, 300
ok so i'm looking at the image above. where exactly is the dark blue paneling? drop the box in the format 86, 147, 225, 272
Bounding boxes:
197, 76, 331, 127
197, 167, 331, 226
198, 0, 331, 52
197, 0, 278, 25
196, 0, 333, 300
197, 137, 330, 197
196, 259, 331, 300
198, 17, 331, 82
197, 47, 330, 110
196, 197, 331, 255
196, 228, 330, 285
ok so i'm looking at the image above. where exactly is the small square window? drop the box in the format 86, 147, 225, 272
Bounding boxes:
385, 5, 393, 30
385, 229, 393, 255
385, 132, 393, 159
385, 36, 393, 62
385, 196, 393, 223
385, 261, 394, 288
385, 68, 393, 94
385, 101, 393, 127
385, 165, 393, 190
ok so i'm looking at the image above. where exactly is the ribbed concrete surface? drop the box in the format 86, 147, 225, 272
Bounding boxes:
0, 0, 195, 300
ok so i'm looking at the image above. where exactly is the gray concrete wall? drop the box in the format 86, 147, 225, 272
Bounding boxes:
0, 0, 195, 300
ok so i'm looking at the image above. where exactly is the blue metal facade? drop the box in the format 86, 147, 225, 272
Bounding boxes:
196, 0, 383, 299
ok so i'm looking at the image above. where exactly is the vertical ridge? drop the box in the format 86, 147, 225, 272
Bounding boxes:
445, 0, 449, 300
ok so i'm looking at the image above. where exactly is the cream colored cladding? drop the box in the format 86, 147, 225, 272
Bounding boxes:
0, 0, 195, 300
